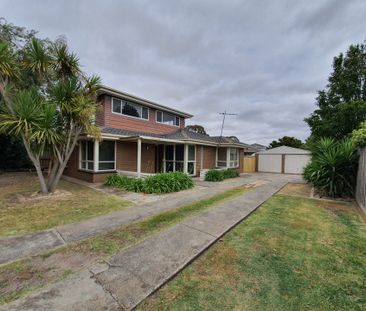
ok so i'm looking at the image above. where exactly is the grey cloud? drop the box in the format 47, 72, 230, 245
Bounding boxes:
1, 0, 365, 145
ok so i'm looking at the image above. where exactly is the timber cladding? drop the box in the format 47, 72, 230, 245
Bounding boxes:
97, 95, 185, 135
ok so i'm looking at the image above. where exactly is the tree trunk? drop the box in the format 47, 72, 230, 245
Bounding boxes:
34, 162, 48, 194
47, 157, 59, 189
48, 161, 68, 193
48, 131, 81, 192
20, 135, 48, 194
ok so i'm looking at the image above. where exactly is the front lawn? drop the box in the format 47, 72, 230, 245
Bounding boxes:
0, 173, 132, 236
139, 192, 366, 310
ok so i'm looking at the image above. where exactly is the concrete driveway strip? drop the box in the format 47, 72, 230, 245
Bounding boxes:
0, 175, 294, 311
0, 230, 64, 265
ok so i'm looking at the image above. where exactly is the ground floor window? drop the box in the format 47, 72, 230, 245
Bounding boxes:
216, 147, 239, 168
188, 145, 196, 175
217, 148, 227, 167
99, 141, 116, 170
79, 140, 116, 171
164, 144, 196, 175
229, 148, 239, 168
80, 141, 94, 170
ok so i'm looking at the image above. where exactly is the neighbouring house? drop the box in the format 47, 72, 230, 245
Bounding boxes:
243, 143, 266, 156
63, 86, 249, 183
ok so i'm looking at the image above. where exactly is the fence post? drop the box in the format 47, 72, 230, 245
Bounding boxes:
356, 147, 366, 213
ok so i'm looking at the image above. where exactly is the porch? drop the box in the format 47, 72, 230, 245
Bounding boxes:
72, 137, 242, 181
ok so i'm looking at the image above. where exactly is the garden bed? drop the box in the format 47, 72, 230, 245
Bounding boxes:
104, 172, 194, 193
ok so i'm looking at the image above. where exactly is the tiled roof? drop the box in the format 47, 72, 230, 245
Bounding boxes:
101, 127, 249, 147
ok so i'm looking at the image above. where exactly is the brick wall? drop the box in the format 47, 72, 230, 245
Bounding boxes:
97, 95, 185, 135
202, 146, 217, 169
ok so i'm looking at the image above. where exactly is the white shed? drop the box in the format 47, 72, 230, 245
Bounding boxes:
257, 146, 311, 174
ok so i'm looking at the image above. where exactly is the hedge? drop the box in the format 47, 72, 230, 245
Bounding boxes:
105, 172, 194, 194
205, 169, 240, 182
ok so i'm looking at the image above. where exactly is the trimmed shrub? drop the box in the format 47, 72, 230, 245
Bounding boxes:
205, 169, 224, 182
205, 169, 240, 182
143, 172, 193, 193
222, 169, 240, 179
104, 172, 193, 194
303, 138, 358, 197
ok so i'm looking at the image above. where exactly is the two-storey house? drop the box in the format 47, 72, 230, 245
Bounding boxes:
63, 85, 249, 183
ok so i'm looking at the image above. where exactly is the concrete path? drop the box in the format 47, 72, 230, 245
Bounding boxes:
0, 173, 295, 265
0, 174, 301, 311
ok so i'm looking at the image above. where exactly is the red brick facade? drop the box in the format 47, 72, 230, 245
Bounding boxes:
96, 95, 185, 135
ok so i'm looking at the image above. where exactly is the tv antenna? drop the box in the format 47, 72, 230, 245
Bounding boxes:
219, 110, 237, 144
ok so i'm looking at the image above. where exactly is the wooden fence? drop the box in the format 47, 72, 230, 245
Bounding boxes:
356, 147, 366, 213
243, 156, 256, 173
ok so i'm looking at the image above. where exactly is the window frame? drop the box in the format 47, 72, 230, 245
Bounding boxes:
79, 140, 94, 171
229, 148, 239, 168
111, 97, 149, 121
98, 140, 116, 171
216, 147, 227, 167
156, 110, 180, 127
79, 140, 117, 172
163, 144, 196, 176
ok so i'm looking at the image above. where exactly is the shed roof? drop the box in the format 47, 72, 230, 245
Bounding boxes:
257, 146, 311, 155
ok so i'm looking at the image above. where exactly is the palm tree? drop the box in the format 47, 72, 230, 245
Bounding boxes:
0, 38, 101, 194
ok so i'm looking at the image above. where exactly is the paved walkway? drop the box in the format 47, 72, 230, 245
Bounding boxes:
0, 173, 291, 265
0, 174, 301, 311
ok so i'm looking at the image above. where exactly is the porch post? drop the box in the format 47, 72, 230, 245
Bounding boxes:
93, 139, 99, 172
163, 145, 166, 173
226, 148, 230, 169
183, 144, 188, 174
137, 138, 142, 178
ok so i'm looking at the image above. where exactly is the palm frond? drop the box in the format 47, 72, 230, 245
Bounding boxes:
0, 42, 18, 78
53, 42, 80, 78
23, 38, 53, 75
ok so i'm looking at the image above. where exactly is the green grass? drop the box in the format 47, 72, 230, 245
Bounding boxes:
0, 185, 250, 305
0, 173, 132, 236
139, 194, 366, 311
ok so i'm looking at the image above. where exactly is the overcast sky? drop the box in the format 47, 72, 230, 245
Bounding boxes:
1, 0, 366, 145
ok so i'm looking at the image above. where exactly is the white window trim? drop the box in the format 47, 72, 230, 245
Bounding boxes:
79, 140, 94, 171
187, 145, 196, 176
156, 110, 180, 127
163, 144, 196, 176
215, 147, 239, 168
229, 148, 239, 168
111, 97, 149, 122
79, 140, 117, 172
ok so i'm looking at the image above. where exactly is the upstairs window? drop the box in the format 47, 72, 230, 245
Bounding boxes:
156, 111, 180, 126
112, 97, 149, 120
